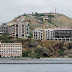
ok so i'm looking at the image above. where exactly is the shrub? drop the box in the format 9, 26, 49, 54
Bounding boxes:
58, 50, 64, 56
38, 18, 43, 21
22, 51, 31, 57
34, 48, 48, 57
48, 15, 55, 18
67, 43, 72, 50
34, 12, 39, 16
39, 14, 44, 16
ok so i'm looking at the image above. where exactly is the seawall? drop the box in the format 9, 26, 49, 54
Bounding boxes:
0, 58, 72, 64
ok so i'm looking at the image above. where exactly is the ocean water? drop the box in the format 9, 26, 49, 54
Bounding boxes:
0, 64, 72, 72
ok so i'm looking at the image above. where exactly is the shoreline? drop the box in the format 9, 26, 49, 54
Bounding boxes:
0, 58, 72, 64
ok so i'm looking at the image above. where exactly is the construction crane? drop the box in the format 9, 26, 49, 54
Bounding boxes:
43, 19, 49, 40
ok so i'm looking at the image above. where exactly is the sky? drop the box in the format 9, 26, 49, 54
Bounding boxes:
0, 0, 72, 24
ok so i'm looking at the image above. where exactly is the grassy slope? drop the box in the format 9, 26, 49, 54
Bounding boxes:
7, 13, 72, 29
24, 16, 55, 29
51, 14, 72, 28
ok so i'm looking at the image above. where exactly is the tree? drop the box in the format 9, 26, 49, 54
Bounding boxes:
35, 12, 39, 16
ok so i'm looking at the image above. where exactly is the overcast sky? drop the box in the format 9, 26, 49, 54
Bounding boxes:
0, 0, 72, 24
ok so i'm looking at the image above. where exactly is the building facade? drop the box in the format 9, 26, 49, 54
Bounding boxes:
0, 42, 22, 57
8, 22, 30, 39
33, 28, 72, 42
0, 15, 30, 39
0, 23, 8, 36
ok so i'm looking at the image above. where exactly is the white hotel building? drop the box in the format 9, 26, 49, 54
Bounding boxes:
33, 28, 72, 42
0, 42, 22, 57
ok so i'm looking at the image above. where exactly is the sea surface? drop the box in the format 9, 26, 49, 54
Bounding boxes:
0, 64, 72, 72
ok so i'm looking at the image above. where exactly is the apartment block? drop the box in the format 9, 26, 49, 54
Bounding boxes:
0, 23, 8, 36
0, 42, 22, 57
33, 28, 72, 42
8, 22, 30, 39
0, 15, 30, 39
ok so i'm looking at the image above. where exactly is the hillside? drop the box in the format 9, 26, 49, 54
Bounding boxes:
7, 13, 72, 31
5, 13, 72, 58
51, 14, 72, 28
6, 38, 72, 58
0, 33, 72, 58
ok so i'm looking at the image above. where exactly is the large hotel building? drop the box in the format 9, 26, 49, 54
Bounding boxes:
33, 28, 72, 42
0, 42, 22, 57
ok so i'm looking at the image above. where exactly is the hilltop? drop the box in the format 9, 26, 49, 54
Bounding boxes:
7, 13, 72, 31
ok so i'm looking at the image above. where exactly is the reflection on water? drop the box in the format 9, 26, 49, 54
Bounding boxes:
0, 64, 72, 72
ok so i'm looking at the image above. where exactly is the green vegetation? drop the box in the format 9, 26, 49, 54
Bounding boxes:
22, 51, 31, 57
34, 12, 39, 16
34, 47, 48, 57
38, 18, 43, 21
66, 43, 72, 50
39, 14, 44, 16
21, 39, 72, 58
44, 15, 55, 24
0, 34, 13, 43
29, 33, 33, 38
48, 15, 55, 18
34, 12, 45, 17
58, 50, 64, 56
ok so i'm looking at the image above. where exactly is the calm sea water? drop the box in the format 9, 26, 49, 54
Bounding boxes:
0, 64, 72, 72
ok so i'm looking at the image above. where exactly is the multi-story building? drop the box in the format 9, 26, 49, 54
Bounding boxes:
0, 42, 22, 57
0, 15, 30, 39
0, 23, 8, 36
0, 23, 8, 33
8, 22, 30, 39
33, 28, 72, 42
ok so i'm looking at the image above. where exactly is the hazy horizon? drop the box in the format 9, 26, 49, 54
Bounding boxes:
0, 0, 72, 24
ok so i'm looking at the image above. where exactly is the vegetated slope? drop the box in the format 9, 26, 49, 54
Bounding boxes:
24, 16, 56, 31
37, 13, 72, 29
7, 13, 72, 29
51, 14, 72, 29
0, 34, 72, 58
9, 38, 72, 58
